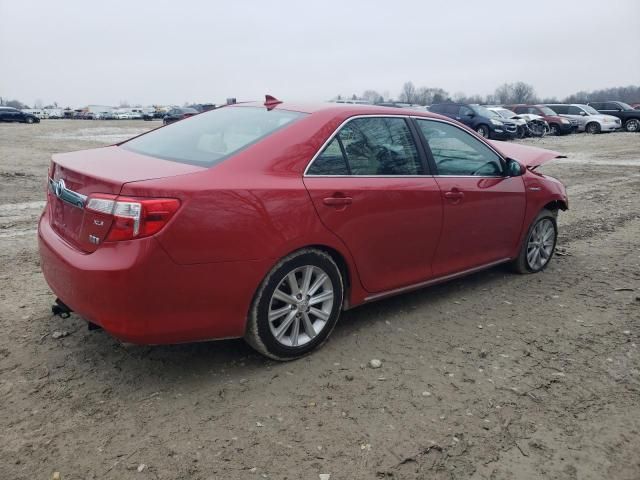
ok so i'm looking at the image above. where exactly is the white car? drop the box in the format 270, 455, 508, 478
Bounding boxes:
488, 107, 547, 138
544, 104, 621, 133
115, 112, 132, 119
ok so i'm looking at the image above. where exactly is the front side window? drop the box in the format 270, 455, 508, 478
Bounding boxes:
568, 106, 586, 115
417, 119, 503, 176
339, 117, 422, 175
122, 106, 305, 166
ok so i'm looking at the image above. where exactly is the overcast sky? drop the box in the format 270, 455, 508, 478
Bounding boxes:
1, 0, 639, 107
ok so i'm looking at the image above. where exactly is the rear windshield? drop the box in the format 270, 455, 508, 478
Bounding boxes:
121, 106, 305, 166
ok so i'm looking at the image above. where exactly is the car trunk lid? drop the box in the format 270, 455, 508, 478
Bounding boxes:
48, 146, 204, 252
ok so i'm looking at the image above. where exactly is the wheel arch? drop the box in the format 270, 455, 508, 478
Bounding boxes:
543, 199, 568, 212
285, 244, 354, 309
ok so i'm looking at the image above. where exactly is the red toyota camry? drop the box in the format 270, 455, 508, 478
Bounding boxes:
39, 97, 568, 360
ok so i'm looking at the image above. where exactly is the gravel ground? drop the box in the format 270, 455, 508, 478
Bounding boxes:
0, 120, 639, 480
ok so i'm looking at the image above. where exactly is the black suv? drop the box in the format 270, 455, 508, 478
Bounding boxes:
587, 101, 640, 132
429, 103, 516, 139
0, 107, 40, 124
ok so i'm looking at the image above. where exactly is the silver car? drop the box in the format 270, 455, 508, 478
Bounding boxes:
544, 104, 621, 133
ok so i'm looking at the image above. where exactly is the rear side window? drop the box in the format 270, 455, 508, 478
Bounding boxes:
122, 106, 305, 166
340, 117, 422, 175
306, 138, 349, 175
567, 106, 584, 115
549, 105, 568, 114
306, 117, 423, 176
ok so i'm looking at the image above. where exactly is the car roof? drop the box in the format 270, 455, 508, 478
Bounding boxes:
228, 101, 439, 119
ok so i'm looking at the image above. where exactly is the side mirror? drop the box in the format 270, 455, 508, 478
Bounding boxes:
466, 112, 475, 117
506, 158, 523, 177
580, 111, 587, 116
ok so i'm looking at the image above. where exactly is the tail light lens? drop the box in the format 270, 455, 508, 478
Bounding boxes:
86, 194, 180, 241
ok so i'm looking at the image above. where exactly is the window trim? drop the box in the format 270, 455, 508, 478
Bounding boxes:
410, 116, 507, 178
303, 114, 431, 177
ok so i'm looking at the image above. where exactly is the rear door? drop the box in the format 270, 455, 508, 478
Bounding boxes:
303, 116, 443, 293
414, 118, 525, 277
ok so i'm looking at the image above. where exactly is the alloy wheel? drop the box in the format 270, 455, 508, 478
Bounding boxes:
268, 265, 334, 347
625, 119, 639, 132
526, 218, 555, 271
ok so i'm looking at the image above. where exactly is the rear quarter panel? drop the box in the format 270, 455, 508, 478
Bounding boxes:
119, 111, 366, 305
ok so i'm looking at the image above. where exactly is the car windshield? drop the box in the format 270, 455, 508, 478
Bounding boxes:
538, 106, 556, 115
122, 106, 306, 167
472, 105, 500, 118
494, 109, 515, 119
582, 105, 599, 115
618, 102, 634, 111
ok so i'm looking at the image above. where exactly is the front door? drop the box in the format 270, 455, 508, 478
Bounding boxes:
414, 118, 526, 277
304, 116, 443, 293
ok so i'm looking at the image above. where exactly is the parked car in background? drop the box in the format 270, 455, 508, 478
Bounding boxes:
115, 112, 132, 120
429, 103, 517, 139
631, 103, 640, 110
22, 109, 48, 119
506, 104, 575, 135
39, 100, 568, 359
587, 101, 640, 132
544, 104, 621, 134
487, 107, 547, 138
0, 107, 40, 123
162, 107, 199, 125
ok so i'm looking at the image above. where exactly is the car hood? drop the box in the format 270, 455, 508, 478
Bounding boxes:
488, 141, 566, 169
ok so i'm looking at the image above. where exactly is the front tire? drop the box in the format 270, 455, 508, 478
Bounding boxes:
624, 118, 640, 132
511, 209, 558, 274
245, 249, 344, 360
476, 124, 490, 138
549, 123, 560, 136
25, 117, 34, 124
585, 122, 601, 134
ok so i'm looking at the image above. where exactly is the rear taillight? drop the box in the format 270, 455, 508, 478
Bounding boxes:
86, 194, 180, 241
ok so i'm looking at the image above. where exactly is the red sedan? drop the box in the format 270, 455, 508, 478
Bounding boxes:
39, 97, 568, 360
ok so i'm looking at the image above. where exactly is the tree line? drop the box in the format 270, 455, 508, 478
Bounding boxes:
335, 82, 640, 106
2, 84, 639, 110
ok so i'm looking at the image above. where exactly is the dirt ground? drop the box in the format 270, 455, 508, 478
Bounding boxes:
1, 120, 638, 480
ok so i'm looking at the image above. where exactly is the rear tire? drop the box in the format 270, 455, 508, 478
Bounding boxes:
624, 118, 640, 132
245, 249, 344, 361
585, 122, 601, 134
511, 209, 558, 274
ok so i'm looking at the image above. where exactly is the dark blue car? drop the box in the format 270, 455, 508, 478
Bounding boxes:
429, 103, 516, 140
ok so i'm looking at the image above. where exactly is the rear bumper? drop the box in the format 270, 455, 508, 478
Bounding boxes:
38, 211, 268, 344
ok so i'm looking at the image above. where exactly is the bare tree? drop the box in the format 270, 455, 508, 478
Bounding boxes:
494, 83, 513, 104
399, 81, 417, 103
361, 90, 383, 104
512, 82, 537, 104
493, 82, 537, 104
6, 99, 28, 109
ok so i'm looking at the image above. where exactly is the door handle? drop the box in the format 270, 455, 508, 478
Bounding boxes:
443, 190, 464, 200
323, 196, 353, 207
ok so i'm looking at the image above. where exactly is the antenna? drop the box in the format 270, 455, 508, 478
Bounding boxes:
264, 95, 282, 110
